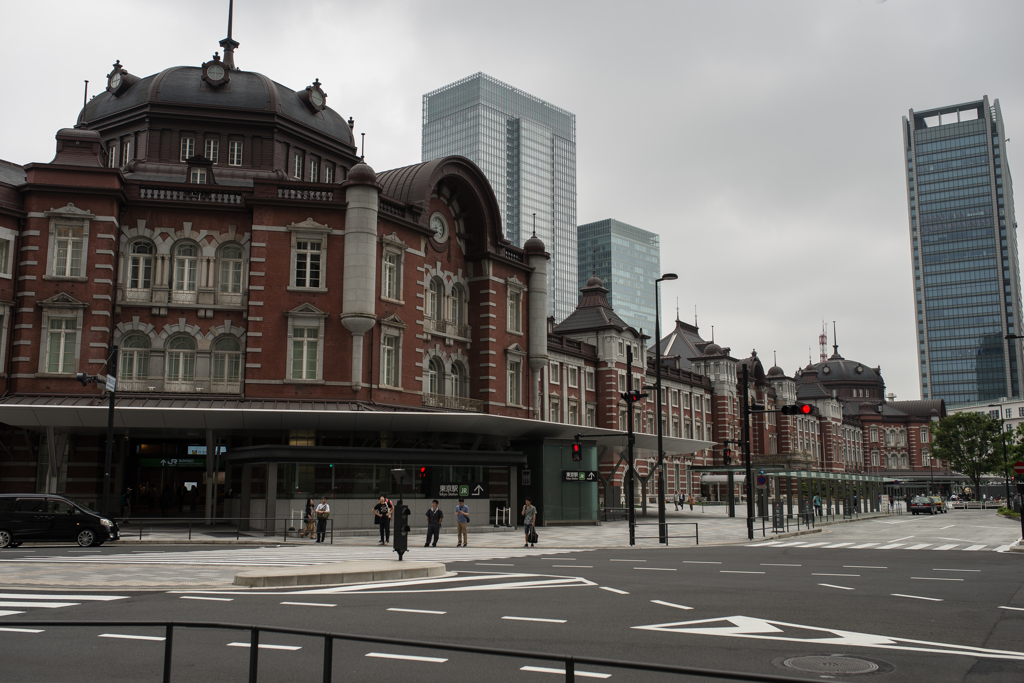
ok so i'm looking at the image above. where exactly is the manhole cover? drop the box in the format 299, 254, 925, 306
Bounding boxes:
783, 655, 879, 675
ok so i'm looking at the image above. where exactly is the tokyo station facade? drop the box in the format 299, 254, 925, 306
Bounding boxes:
0, 33, 945, 529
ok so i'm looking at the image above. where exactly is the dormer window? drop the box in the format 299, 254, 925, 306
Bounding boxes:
190, 168, 207, 184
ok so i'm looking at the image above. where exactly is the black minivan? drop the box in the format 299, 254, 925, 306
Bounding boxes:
0, 494, 120, 547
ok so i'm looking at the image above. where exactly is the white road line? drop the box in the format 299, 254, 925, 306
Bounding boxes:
963, 545, 986, 551
367, 652, 448, 663
0, 594, 127, 601
651, 600, 693, 610
228, 642, 302, 651
761, 564, 801, 567
0, 601, 78, 609
281, 602, 336, 608
999, 606, 1024, 612
796, 542, 828, 547
181, 596, 233, 602
502, 616, 567, 623
934, 569, 981, 572
720, 571, 765, 574
939, 525, 955, 530
387, 608, 446, 615
746, 541, 781, 546
600, 587, 629, 595
99, 634, 165, 641
905, 544, 932, 550
889, 536, 914, 543
844, 566, 887, 569
818, 584, 854, 591
773, 542, 806, 547
912, 577, 963, 581
849, 543, 879, 549
475, 563, 514, 567
609, 559, 645, 562
823, 542, 853, 548
682, 561, 721, 564
876, 543, 906, 549
892, 593, 943, 602
552, 565, 591, 568
812, 573, 860, 577
0, 627, 44, 633
933, 545, 959, 550
520, 665, 610, 678
0, 611, 25, 617
995, 545, 1014, 552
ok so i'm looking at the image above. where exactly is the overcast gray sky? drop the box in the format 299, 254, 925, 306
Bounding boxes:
2, 0, 1022, 401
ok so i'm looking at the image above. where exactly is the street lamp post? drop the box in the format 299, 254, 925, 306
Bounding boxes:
1002, 332, 1024, 503
76, 345, 118, 518
988, 402, 1011, 504
654, 273, 677, 544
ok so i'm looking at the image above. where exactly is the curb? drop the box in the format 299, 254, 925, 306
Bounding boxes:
233, 561, 446, 587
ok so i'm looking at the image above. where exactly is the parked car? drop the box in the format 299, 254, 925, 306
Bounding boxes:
0, 494, 120, 548
909, 496, 937, 515
929, 496, 947, 513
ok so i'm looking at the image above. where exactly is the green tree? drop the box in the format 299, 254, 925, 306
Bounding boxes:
931, 412, 1002, 498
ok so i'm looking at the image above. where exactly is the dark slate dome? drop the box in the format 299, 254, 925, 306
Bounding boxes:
702, 343, 723, 356
78, 66, 354, 146
813, 357, 881, 383
766, 365, 786, 378
524, 234, 546, 255
347, 161, 376, 184
585, 274, 603, 287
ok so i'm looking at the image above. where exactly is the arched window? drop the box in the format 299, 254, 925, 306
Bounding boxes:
426, 357, 443, 395
119, 334, 150, 389
212, 337, 241, 392
165, 336, 196, 389
451, 284, 468, 336
218, 244, 243, 305
427, 277, 444, 322
451, 361, 468, 398
126, 242, 154, 301
171, 243, 199, 304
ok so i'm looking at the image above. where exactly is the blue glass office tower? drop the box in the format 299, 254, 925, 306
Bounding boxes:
577, 219, 660, 334
422, 73, 577, 321
904, 97, 1022, 405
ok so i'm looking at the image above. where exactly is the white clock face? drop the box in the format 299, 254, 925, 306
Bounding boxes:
430, 214, 448, 242
207, 64, 225, 81
110, 72, 121, 90
311, 90, 324, 107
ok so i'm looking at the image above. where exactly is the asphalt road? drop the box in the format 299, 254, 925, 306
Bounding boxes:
1, 512, 1021, 682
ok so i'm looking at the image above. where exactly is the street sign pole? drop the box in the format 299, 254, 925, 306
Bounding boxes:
102, 345, 118, 518
627, 346, 636, 547
742, 364, 754, 541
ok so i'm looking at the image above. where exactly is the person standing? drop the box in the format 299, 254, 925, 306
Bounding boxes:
425, 500, 443, 547
373, 495, 392, 545
120, 487, 133, 524
300, 498, 314, 539
315, 497, 330, 543
522, 497, 537, 547
455, 498, 470, 547
813, 494, 822, 518
687, 493, 695, 511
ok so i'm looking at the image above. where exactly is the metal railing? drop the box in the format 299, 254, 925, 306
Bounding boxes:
0, 620, 813, 683
632, 521, 698, 545
494, 507, 512, 527
121, 517, 334, 544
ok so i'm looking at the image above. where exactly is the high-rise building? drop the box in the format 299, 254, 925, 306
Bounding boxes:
577, 218, 660, 334
422, 73, 577, 320
903, 97, 1022, 405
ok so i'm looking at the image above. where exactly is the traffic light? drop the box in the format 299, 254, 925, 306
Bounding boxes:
75, 372, 91, 387
571, 440, 582, 462
723, 448, 732, 466
620, 390, 648, 403
780, 403, 815, 416
418, 467, 427, 478
393, 504, 411, 560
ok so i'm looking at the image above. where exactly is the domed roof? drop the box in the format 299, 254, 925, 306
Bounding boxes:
524, 234, 546, 256
347, 161, 376, 184
585, 274, 603, 287
766, 365, 786, 378
79, 66, 354, 147
813, 357, 882, 383
702, 343, 723, 356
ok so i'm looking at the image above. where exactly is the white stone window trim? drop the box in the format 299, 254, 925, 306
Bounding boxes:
286, 218, 330, 293
380, 314, 408, 389
216, 242, 247, 295
567, 365, 579, 389
505, 276, 526, 335
0, 225, 14, 279
505, 343, 527, 407
228, 140, 243, 167
205, 138, 219, 164
43, 204, 93, 282
380, 234, 406, 304
180, 136, 195, 163
549, 360, 560, 384
0, 299, 11, 374
36, 293, 87, 377
285, 303, 328, 384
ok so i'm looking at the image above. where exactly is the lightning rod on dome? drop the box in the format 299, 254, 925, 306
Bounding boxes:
532, 213, 536, 238
832, 320, 839, 357
83, 80, 88, 108
220, 0, 240, 70
360, 133, 365, 160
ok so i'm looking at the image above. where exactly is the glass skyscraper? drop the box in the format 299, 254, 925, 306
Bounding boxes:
422, 73, 577, 321
577, 218, 660, 334
903, 97, 1022, 405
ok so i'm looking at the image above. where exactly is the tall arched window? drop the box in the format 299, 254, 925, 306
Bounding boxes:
165, 336, 196, 390
427, 277, 444, 326
427, 357, 443, 395
218, 244, 243, 305
212, 337, 241, 392
451, 284, 468, 336
119, 334, 150, 390
451, 361, 468, 398
126, 242, 153, 302
171, 243, 199, 304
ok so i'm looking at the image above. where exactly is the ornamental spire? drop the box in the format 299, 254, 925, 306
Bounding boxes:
219, 0, 240, 70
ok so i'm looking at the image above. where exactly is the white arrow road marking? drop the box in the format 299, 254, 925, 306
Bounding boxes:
818, 584, 854, 591
892, 594, 943, 602
651, 600, 693, 610
0, 601, 78, 609
367, 652, 447, 663
600, 587, 629, 595
521, 665, 611, 678
632, 615, 1024, 661
0, 594, 127, 601
0, 627, 44, 633
999, 606, 1024, 612
0, 611, 25, 617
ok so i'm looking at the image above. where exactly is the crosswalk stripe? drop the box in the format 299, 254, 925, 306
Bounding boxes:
823, 543, 853, 548
0, 601, 79, 609
0, 594, 127, 601
876, 543, 905, 549
773, 542, 806, 547
849, 543, 879, 548
905, 544, 931, 550
963, 545, 986, 551
0, 610, 25, 617
933, 544, 959, 550
796, 542, 828, 547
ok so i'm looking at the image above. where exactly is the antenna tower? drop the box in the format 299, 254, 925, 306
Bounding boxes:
819, 321, 828, 363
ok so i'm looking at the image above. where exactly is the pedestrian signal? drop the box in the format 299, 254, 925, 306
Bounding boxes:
723, 448, 732, 466
571, 440, 582, 462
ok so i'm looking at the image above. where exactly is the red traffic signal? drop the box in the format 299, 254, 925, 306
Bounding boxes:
571, 441, 582, 462
620, 390, 648, 403
418, 467, 427, 478
781, 403, 815, 416
723, 448, 732, 466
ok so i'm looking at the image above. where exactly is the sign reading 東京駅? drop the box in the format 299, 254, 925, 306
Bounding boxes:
563, 471, 599, 483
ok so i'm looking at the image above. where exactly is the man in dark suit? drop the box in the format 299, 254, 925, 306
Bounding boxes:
425, 500, 443, 547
